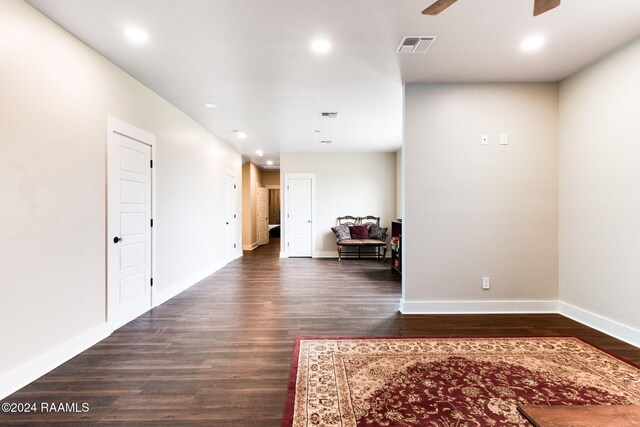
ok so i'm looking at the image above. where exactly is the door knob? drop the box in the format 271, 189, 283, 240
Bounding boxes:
113, 236, 123, 243
307, 220, 312, 223
226, 222, 229, 225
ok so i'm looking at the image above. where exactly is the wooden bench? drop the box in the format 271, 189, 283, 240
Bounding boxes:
334, 216, 387, 261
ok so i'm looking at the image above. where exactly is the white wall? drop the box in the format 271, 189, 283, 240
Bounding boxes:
0, 0, 242, 394
559, 37, 640, 333
280, 153, 396, 257
403, 83, 559, 312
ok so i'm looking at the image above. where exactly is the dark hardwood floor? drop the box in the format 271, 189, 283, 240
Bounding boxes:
2, 238, 639, 426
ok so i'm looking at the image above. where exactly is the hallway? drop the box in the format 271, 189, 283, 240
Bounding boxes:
2, 248, 639, 426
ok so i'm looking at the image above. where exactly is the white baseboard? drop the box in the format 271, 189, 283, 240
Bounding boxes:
280, 250, 391, 259
400, 299, 559, 314
313, 250, 392, 259
227, 250, 243, 264
313, 251, 339, 258
153, 260, 227, 308
558, 302, 640, 348
399, 299, 640, 348
0, 322, 112, 400
1, 252, 240, 401
242, 242, 258, 251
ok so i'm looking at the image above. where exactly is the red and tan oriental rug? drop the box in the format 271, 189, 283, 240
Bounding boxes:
282, 337, 640, 426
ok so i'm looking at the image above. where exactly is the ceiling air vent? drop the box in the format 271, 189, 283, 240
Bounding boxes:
321, 112, 339, 118
320, 140, 333, 145
397, 36, 437, 54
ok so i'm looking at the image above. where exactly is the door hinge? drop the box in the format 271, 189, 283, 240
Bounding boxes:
234, 214, 236, 218
234, 184, 236, 189
150, 218, 154, 227
150, 160, 153, 168
150, 278, 153, 287
287, 185, 289, 190
234, 243, 237, 248
287, 242, 290, 247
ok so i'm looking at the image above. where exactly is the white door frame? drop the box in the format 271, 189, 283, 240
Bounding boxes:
283, 173, 315, 258
106, 115, 157, 328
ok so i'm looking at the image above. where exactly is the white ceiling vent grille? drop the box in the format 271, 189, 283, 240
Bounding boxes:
397, 36, 437, 54
320, 140, 333, 145
321, 112, 339, 118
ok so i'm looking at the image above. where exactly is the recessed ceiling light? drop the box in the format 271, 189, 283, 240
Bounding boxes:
233, 130, 247, 139
124, 27, 149, 44
255, 150, 264, 156
314, 130, 322, 133
204, 103, 218, 108
266, 160, 274, 166
521, 35, 544, 52
311, 38, 331, 54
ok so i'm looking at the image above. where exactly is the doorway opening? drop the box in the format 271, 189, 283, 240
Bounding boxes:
242, 163, 280, 257
266, 171, 281, 254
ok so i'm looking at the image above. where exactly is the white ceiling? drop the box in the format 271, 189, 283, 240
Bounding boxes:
25, 0, 640, 168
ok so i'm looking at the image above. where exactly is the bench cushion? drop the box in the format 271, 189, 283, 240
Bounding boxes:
338, 239, 385, 246
360, 239, 386, 245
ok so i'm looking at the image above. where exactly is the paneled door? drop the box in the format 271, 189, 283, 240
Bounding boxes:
257, 187, 269, 246
107, 117, 154, 330
226, 175, 238, 259
286, 176, 313, 257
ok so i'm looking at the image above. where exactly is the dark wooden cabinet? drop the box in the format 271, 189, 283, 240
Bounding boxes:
391, 220, 402, 274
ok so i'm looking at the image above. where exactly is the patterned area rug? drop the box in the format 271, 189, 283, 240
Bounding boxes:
282, 337, 640, 426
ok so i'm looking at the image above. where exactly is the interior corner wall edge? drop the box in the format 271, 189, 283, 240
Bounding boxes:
558, 36, 640, 333
404, 83, 559, 303
0, 0, 242, 384
280, 152, 397, 256
395, 150, 402, 219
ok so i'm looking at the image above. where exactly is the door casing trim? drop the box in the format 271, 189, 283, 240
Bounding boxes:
106, 115, 157, 329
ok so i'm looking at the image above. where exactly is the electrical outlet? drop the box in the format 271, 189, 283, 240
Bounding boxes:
482, 277, 490, 290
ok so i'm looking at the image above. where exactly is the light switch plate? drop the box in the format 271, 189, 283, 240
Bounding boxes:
500, 133, 508, 145
482, 277, 490, 290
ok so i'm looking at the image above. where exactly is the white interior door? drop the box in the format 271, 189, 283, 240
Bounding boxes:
226, 175, 238, 259
286, 177, 313, 257
107, 118, 154, 329
257, 187, 269, 245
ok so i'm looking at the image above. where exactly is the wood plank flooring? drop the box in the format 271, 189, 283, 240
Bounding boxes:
2, 238, 639, 426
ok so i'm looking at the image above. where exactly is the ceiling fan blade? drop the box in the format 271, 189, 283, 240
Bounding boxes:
422, 0, 458, 15
533, 0, 561, 16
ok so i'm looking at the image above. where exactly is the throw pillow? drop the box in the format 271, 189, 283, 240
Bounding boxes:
331, 224, 351, 241
349, 225, 369, 240
368, 224, 388, 241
